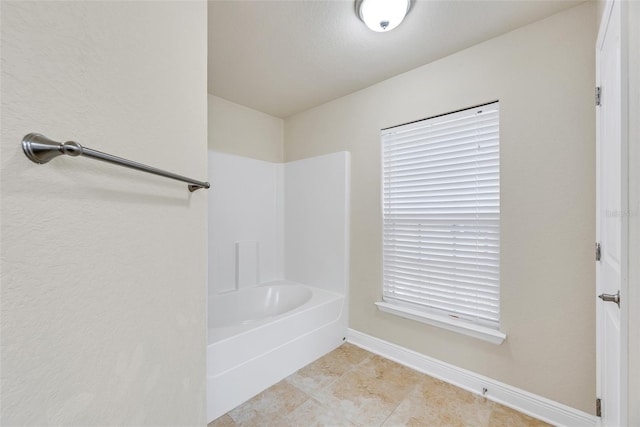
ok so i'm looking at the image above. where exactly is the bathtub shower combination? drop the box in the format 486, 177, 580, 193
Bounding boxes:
207, 151, 350, 422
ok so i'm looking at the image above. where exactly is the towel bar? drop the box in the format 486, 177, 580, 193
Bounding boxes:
22, 133, 210, 192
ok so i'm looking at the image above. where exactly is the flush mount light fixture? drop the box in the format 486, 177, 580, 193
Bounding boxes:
356, 0, 411, 33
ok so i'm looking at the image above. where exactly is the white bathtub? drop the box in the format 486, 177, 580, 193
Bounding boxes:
206, 280, 347, 423
209, 284, 312, 329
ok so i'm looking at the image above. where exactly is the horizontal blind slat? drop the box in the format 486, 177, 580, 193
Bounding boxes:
384, 167, 499, 184
384, 156, 498, 176
383, 269, 499, 291
384, 174, 498, 191
384, 259, 499, 279
384, 121, 499, 143
383, 106, 498, 138
384, 250, 499, 268
383, 288, 499, 313
384, 128, 498, 154
383, 290, 499, 316
383, 294, 499, 324
383, 289, 499, 314
384, 234, 500, 244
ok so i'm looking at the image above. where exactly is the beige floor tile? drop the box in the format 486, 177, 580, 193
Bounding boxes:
331, 342, 372, 365
215, 345, 553, 427
488, 404, 552, 427
360, 354, 425, 398
228, 380, 310, 427
312, 354, 422, 426
282, 397, 356, 427
383, 376, 494, 427
207, 414, 237, 427
287, 343, 371, 395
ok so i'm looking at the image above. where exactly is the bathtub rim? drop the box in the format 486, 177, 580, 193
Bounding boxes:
209, 282, 313, 329
207, 280, 343, 345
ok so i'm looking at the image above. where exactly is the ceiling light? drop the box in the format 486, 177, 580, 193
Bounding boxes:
356, 0, 411, 33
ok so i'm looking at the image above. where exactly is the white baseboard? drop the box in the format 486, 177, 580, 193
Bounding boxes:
347, 329, 596, 427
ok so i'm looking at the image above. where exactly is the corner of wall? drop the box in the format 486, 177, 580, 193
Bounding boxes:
207, 94, 284, 163
597, 0, 609, 32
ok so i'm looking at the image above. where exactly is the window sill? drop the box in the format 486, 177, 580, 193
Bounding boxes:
375, 301, 506, 345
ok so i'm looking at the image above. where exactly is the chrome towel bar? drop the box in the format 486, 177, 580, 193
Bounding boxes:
21, 133, 210, 192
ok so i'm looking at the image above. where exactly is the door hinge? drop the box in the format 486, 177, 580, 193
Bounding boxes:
596, 86, 602, 106
596, 398, 602, 417
596, 242, 601, 261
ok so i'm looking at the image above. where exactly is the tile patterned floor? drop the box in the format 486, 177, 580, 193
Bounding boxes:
208, 343, 552, 427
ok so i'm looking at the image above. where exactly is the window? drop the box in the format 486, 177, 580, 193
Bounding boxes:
378, 102, 505, 344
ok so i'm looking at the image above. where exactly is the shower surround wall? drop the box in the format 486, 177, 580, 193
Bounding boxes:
208, 153, 283, 293
208, 151, 350, 296
207, 151, 350, 420
284, 155, 350, 294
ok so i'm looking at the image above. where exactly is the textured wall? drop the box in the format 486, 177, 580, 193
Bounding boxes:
284, 3, 596, 413
208, 95, 283, 162
1, 2, 208, 425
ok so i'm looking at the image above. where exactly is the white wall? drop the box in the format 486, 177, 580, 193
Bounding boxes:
1, 2, 207, 424
208, 94, 283, 162
284, 3, 596, 413
208, 152, 283, 295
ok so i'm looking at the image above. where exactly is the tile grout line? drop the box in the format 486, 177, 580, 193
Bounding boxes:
282, 371, 317, 422
301, 352, 374, 402
281, 347, 377, 427
348, 350, 421, 427
301, 352, 375, 426
376, 376, 424, 427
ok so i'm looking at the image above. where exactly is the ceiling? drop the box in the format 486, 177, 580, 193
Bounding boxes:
208, 0, 583, 118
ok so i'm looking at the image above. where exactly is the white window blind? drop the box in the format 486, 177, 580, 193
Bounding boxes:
382, 102, 500, 329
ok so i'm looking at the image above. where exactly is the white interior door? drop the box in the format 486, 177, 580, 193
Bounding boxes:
596, 1, 627, 426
